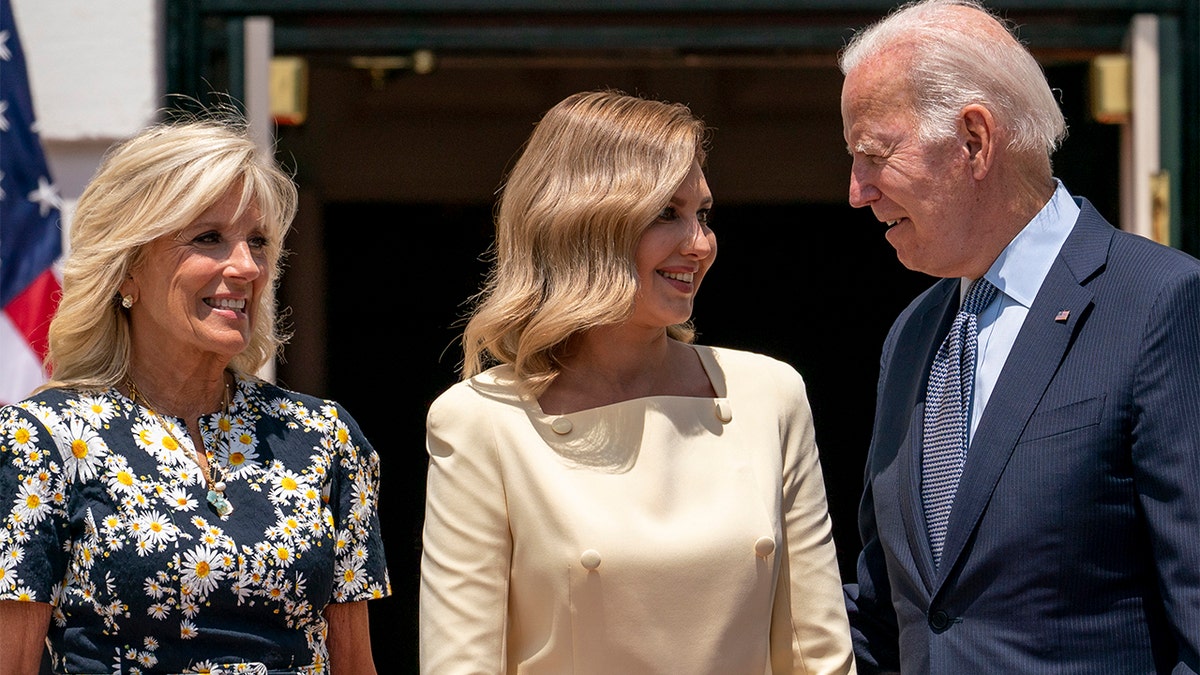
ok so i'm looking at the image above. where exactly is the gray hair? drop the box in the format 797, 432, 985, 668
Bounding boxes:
839, 0, 1067, 157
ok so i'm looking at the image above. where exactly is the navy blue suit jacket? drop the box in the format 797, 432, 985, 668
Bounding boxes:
845, 199, 1200, 673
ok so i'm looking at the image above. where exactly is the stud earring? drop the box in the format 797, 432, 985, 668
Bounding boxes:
121, 295, 134, 309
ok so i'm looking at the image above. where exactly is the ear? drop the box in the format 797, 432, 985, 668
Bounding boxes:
960, 104, 995, 180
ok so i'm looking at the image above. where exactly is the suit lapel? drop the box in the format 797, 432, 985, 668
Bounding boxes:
897, 280, 960, 591
932, 202, 1113, 588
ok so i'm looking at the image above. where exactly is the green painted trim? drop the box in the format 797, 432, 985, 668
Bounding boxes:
1182, 0, 1200, 256
1160, 15, 1182, 249
194, 0, 1183, 13
269, 23, 1129, 52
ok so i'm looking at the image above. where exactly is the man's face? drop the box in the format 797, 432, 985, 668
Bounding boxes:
841, 57, 981, 279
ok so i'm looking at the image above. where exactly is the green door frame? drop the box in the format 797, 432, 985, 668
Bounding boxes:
164, 0, 1199, 257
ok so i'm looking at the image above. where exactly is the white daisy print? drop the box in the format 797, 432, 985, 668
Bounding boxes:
105, 457, 142, 498
334, 556, 365, 595
13, 480, 52, 527
0, 555, 18, 592
6, 417, 40, 457
268, 469, 307, 505
165, 487, 198, 512
181, 546, 225, 596
71, 395, 117, 427
63, 417, 107, 482
137, 511, 180, 549
268, 541, 296, 569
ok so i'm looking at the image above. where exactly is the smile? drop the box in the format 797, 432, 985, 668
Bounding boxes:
206, 298, 247, 311
659, 271, 694, 283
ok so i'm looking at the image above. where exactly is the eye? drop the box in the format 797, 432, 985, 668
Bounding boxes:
656, 206, 678, 221
697, 208, 712, 225
248, 235, 270, 250
192, 231, 222, 244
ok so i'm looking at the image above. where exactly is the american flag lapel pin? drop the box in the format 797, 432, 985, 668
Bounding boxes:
1054, 310, 1070, 323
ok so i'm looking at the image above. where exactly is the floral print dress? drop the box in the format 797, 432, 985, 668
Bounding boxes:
0, 375, 391, 674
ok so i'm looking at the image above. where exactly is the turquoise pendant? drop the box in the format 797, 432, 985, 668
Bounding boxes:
208, 489, 233, 517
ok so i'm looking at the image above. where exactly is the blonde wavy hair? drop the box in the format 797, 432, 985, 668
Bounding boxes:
39, 110, 298, 392
461, 89, 710, 396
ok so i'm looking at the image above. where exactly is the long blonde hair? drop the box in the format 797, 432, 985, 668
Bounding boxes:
40, 111, 298, 391
461, 89, 709, 396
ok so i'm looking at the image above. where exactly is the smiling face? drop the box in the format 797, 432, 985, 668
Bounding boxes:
628, 160, 716, 330
841, 55, 982, 278
122, 184, 270, 373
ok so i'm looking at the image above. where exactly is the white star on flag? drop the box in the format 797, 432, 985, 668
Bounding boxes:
27, 175, 61, 217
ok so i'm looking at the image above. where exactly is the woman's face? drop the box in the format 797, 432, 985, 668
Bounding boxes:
629, 160, 716, 330
122, 184, 270, 372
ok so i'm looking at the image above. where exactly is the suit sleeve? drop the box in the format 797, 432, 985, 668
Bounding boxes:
419, 383, 511, 675
770, 364, 857, 675
843, 321, 902, 675
1132, 267, 1200, 669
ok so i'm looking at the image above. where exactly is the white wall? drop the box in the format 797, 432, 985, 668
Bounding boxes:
9, 0, 163, 222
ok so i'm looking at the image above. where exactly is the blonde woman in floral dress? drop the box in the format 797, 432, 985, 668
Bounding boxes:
0, 112, 390, 674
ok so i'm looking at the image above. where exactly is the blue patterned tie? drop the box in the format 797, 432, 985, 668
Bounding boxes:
922, 277, 998, 567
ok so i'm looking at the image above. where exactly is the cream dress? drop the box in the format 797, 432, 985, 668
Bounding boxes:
420, 344, 855, 674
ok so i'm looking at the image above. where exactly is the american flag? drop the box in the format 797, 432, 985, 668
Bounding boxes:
0, 0, 63, 405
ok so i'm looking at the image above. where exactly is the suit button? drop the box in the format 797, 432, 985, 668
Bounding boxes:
753, 536, 776, 558
580, 549, 601, 570
929, 610, 951, 631
551, 417, 573, 435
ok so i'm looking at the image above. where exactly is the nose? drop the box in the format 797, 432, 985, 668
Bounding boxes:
848, 161, 879, 209
226, 240, 262, 279
681, 219, 714, 259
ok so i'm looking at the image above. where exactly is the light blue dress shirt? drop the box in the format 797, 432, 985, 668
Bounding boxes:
966, 179, 1080, 442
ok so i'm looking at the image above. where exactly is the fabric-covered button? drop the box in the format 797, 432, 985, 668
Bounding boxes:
929, 610, 951, 631
715, 399, 733, 423
551, 417, 573, 435
580, 549, 601, 570
754, 536, 776, 558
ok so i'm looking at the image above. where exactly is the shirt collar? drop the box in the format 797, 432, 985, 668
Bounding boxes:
967, 179, 1079, 308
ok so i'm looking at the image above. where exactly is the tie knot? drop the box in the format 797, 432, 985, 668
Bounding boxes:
962, 278, 998, 316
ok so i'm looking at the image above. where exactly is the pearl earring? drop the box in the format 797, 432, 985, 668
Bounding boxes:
121, 295, 134, 309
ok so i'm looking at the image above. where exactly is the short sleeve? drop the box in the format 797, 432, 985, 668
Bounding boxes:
324, 403, 391, 603
0, 403, 71, 603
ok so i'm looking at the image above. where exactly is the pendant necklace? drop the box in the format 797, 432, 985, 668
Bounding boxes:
127, 375, 235, 517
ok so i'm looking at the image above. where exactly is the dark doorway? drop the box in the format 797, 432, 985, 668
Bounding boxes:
275, 57, 1118, 675
314, 198, 931, 672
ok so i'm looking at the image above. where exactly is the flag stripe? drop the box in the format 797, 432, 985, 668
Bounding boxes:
4, 266, 59, 360
1, 0, 63, 404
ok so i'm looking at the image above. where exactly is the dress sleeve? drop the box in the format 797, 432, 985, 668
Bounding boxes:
419, 383, 511, 675
326, 403, 391, 602
0, 403, 70, 604
769, 365, 857, 675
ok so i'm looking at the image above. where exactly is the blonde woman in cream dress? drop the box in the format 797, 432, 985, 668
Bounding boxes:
419, 89, 855, 675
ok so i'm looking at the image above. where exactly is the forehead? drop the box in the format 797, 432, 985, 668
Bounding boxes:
841, 61, 914, 146
672, 161, 711, 199
190, 183, 265, 227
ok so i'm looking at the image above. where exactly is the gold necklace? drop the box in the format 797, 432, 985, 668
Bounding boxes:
126, 375, 234, 518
